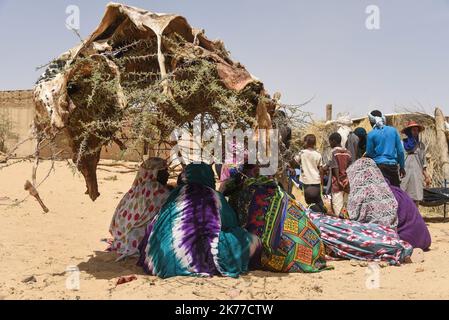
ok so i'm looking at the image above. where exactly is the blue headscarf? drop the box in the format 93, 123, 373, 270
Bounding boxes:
402, 128, 418, 152
178, 163, 216, 189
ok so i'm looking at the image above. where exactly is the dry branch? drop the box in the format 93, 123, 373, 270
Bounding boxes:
24, 180, 49, 213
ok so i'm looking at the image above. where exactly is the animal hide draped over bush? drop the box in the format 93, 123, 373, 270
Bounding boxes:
34, 2, 275, 201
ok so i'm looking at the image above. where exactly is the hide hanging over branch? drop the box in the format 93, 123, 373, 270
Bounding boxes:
34, 2, 276, 201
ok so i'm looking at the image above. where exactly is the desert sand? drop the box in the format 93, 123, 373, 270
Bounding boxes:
1, 160, 449, 300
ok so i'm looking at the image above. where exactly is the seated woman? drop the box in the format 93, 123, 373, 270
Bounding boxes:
225, 169, 330, 273
347, 157, 430, 251
388, 183, 432, 251
138, 163, 259, 279
347, 157, 398, 228
109, 157, 171, 261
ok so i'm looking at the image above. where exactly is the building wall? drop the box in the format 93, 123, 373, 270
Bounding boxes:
0, 90, 141, 161
0, 90, 35, 156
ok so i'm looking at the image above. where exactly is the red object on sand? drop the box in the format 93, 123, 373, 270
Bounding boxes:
116, 275, 137, 285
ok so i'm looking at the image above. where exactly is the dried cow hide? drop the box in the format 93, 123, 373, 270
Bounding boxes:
34, 2, 275, 201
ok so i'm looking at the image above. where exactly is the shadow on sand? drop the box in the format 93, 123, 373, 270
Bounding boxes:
77, 251, 293, 281
423, 217, 449, 224
77, 251, 146, 280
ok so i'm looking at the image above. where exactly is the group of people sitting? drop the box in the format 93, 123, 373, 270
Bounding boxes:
107, 109, 432, 279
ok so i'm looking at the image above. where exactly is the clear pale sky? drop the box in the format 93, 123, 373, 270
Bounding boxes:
0, 0, 448, 118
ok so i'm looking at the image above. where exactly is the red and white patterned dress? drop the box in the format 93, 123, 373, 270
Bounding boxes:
109, 158, 170, 260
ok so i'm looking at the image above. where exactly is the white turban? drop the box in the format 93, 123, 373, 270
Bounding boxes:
368, 112, 386, 129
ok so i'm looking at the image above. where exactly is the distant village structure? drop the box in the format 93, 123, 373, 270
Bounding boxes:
0, 89, 137, 160
0, 90, 35, 156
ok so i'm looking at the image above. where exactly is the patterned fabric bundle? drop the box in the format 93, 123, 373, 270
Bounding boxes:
138, 163, 259, 279
109, 158, 170, 260
232, 176, 329, 273
307, 211, 413, 265
347, 158, 398, 228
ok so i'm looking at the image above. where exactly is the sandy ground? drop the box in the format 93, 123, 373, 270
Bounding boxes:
1, 160, 449, 300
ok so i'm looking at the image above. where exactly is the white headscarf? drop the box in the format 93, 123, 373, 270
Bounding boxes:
368, 112, 386, 129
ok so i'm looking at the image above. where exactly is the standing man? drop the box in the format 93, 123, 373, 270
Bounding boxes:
366, 110, 406, 187
295, 134, 326, 213
400, 121, 431, 206
346, 127, 368, 163
325, 132, 352, 217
